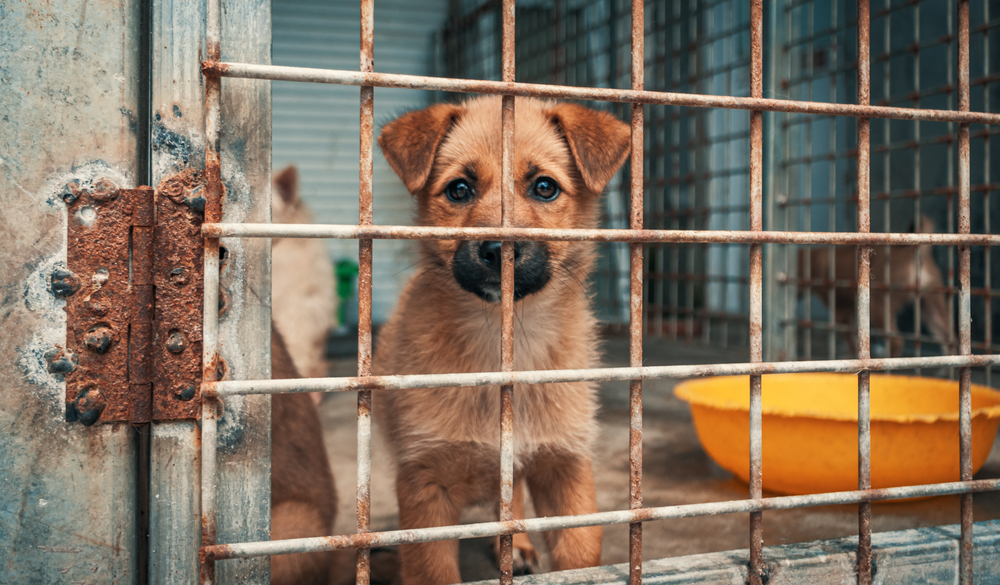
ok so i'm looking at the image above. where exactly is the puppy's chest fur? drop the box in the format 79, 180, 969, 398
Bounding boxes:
373, 273, 599, 463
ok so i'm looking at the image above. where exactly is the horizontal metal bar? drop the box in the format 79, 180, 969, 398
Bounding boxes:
201, 61, 1000, 125
204, 354, 1000, 397
203, 223, 1000, 246
201, 478, 1000, 561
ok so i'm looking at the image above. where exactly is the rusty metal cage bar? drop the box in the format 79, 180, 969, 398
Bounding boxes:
984, 0, 993, 389
498, 0, 515, 582
357, 1, 375, 583
201, 477, 1000, 561
628, 0, 644, 579
856, 1, 874, 583
196, 0, 999, 583
203, 352, 1000, 397
959, 0, 974, 581
201, 60, 1000, 124
748, 0, 765, 582
203, 222, 1000, 245
199, 0, 222, 580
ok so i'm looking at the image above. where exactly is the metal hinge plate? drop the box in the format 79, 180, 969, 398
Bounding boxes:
60, 174, 205, 425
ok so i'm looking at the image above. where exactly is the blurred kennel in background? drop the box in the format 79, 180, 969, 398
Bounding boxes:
272, 0, 1000, 379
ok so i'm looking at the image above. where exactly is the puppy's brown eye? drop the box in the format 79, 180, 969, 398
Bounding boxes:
444, 179, 473, 202
532, 177, 560, 201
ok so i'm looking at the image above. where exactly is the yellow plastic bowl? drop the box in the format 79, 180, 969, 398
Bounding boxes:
674, 373, 1000, 495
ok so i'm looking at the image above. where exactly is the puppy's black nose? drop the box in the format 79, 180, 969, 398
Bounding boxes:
478, 241, 522, 269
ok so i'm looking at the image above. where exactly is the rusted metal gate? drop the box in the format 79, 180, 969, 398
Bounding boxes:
198, 1, 1000, 585
3, 1, 1000, 585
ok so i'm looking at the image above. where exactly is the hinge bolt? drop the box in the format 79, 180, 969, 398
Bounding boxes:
61, 181, 80, 205
169, 267, 189, 286
67, 386, 105, 427
51, 268, 81, 297
84, 326, 114, 354
44, 348, 79, 374
178, 385, 197, 401
166, 331, 188, 354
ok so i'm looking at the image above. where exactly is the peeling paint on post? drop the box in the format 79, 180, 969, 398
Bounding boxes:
0, 1, 141, 582
149, 0, 272, 583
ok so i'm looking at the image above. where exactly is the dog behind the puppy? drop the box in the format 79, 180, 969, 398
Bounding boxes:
797, 215, 951, 357
272, 165, 337, 386
270, 323, 339, 584
374, 96, 630, 585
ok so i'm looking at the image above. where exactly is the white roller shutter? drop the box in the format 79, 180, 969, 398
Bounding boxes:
272, 0, 450, 323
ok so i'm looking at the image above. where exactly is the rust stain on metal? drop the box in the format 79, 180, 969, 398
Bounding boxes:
957, 2, 974, 583
199, 60, 1000, 126
356, 2, 377, 583
497, 5, 517, 583
199, 517, 217, 585
64, 181, 133, 424
627, 0, 645, 582
153, 169, 206, 420
748, 0, 765, 580
855, 0, 874, 583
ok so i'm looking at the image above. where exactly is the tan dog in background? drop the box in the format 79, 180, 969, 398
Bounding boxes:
798, 215, 951, 357
374, 96, 630, 584
273, 166, 337, 397
270, 324, 338, 584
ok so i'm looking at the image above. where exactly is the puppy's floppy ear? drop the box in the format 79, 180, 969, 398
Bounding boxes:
378, 103, 462, 194
547, 103, 631, 194
273, 165, 299, 205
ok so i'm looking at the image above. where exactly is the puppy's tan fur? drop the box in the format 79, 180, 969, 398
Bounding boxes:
798, 215, 951, 357
375, 96, 630, 584
270, 324, 339, 584
272, 166, 337, 384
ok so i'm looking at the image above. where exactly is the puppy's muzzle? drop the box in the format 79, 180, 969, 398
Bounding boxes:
452, 240, 551, 301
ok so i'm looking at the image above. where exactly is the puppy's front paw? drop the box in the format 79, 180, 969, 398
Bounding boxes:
493, 535, 541, 576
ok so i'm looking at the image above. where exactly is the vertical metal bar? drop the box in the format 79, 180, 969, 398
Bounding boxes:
947, 5, 957, 381
803, 0, 814, 361
200, 0, 222, 581
912, 0, 923, 376
882, 0, 894, 369
499, 2, 515, 584
629, 0, 644, 582
702, 3, 715, 349
784, 0, 795, 363
553, 0, 563, 85
357, 1, 375, 583
985, 0, 993, 389
856, 1, 873, 583
748, 1, 764, 584
828, 0, 840, 362
957, 2, 973, 583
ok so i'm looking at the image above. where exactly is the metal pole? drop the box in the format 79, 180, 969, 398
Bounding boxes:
200, 61, 1000, 125
202, 222, 1000, 247
200, 0, 222, 580
628, 0, 645, 580
957, 1, 973, 582
499, 1, 516, 582
856, 1, 873, 582
201, 478, 1000, 561
748, 1, 764, 582
356, 1, 375, 583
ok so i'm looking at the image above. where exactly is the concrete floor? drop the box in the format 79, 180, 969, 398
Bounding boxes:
318, 332, 1000, 583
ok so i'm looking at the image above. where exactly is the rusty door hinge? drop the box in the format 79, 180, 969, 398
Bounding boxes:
60, 173, 206, 425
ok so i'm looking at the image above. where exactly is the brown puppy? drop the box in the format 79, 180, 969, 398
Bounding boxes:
374, 96, 630, 585
798, 215, 951, 357
271, 323, 339, 584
